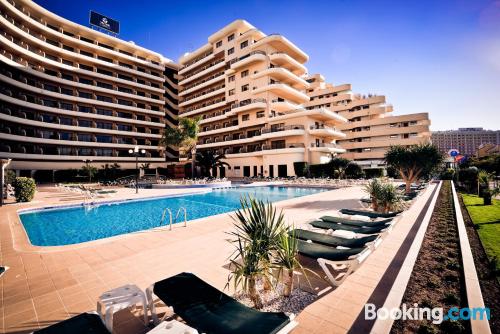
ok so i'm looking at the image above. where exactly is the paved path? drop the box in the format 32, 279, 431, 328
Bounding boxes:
0, 184, 435, 333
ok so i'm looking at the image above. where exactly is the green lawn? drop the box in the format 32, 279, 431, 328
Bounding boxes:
461, 194, 500, 264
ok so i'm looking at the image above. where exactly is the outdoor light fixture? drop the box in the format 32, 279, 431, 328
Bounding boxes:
129, 145, 146, 194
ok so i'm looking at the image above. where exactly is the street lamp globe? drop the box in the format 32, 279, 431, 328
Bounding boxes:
128, 149, 133, 154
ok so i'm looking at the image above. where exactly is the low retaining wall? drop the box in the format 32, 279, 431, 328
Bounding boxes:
152, 181, 232, 189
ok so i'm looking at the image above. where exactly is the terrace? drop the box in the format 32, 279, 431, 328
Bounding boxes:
0, 176, 490, 334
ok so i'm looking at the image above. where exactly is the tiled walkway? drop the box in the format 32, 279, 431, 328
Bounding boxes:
0, 184, 436, 333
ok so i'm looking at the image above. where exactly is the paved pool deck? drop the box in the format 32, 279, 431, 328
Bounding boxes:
0, 183, 438, 333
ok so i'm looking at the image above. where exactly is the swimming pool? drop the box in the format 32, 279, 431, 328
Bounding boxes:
19, 186, 328, 246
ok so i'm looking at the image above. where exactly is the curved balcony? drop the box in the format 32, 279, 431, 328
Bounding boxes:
0, 73, 165, 116
253, 82, 309, 104
252, 34, 308, 63
271, 107, 348, 123
0, 93, 164, 127
309, 142, 346, 154
308, 125, 346, 138
178, 59, 225, 86
179, 86, 225, 107
179, 52, 215, 75
0, 36, 163, 93
229, 98, 267, 114
270, 99, 300, 112
229, 51, 267, 70
178, 72, 225, 96
1, 0, 165, 70
0, 15, 164, 83
269, 52, 307, 75
179, 100, 227, 117
252, 67, 309, 89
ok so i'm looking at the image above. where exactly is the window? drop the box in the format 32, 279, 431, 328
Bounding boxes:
242, 114, 250, 121
228, 34, 235, 42
228, 89, 235, 96
97, 81, 113, 89
228, 75, 235, 82
44, 84, 57, 92
117, 124, 132, 131
216, 40, 222, 48
79, 64, 93, 71
79, 77, 93, 85
78, 91, 92, 99
60, 102, 73, 110
227, 48, 234, 55
60, 132, 71, 140
80, 50, 93, 57
96, 108, 113, 116
97, 68, 113, 76
241, 70, 249, 78
78, 105, 92, 113
77, 134, 92, 141
95, 148, 113, 156
96, 122, 112, 129
118, 86, 133, 94
241, 84, 249, 92
118, 99, 133, 106
96, 95, 113, 103
98, 55, 113, 63
43, 99, 57, 108
61, 87, 73, 95
240, 40, 248, 49
59, 118, 72, 125
78, 120, 92, 127
257, 111, 265, 118
96, 135, 112, 143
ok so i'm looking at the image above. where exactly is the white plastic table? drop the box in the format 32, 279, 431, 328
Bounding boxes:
147, 320, 199, 334
97, 284, 149, 332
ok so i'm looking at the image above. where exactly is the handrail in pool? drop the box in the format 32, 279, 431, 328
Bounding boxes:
176, 207, 188, 227
161, 208, 173, 230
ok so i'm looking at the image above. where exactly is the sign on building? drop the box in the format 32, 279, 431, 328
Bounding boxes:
89, 11, 119, 35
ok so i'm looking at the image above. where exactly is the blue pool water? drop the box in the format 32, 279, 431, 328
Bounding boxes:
19, 186, 327, 246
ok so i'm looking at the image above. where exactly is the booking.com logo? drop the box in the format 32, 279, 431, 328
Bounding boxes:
365, 303, 490, 324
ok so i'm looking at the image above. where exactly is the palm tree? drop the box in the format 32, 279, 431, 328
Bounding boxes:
196, 151, 230, 177
161, 117, 200, 178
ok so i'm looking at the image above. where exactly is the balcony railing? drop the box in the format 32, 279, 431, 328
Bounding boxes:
262, 143, 305, 150
229, 51, 266, 66
181, 84, 225, 103
181, 58, 225, 80
310, 143, 339, 148
231, 98, 266, 109
180, 51, 213, 70
183, 72, 224, 92
310, 124, 339, 131
261, 124, 304, 134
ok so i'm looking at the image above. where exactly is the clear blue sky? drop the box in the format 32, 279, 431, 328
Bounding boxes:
35, 0, 500, 131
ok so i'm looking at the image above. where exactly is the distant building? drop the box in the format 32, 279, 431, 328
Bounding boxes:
432, 128, 500, 156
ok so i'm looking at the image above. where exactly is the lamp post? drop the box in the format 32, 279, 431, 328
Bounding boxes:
128, 146, 145, 194
82, 159, 93, 183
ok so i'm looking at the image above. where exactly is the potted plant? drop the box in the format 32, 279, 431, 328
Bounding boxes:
364, 178, 383, 212
378, 183, 401, 213
228, 236, 265, 309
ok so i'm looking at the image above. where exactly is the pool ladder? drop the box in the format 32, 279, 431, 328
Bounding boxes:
160, 207, 188, 230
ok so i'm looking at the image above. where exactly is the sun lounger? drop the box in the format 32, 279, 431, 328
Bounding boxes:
310, 220, 391, 234
297, 239, 371, 286
293, 229, 381, 249
339, 208, 402, 218
34, 312, 109, 334
146, 272, 297, 334
320, 215, 392, 227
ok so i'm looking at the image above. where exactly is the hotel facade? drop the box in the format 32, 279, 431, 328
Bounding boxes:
177, 20, 347, 178
0, 0, 179, 175
1, 0, 431, 178
304, 74, 431, 169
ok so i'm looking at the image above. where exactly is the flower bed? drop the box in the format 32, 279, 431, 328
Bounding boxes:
391, 181, 469, 333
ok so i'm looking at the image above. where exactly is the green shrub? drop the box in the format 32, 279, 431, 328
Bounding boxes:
5, 169, 16, 185
13, 177, 36, 202
364, 168, 384, 179
440, 168, 455, 180
345, 162, 364, 179
293, 162, 309, 177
